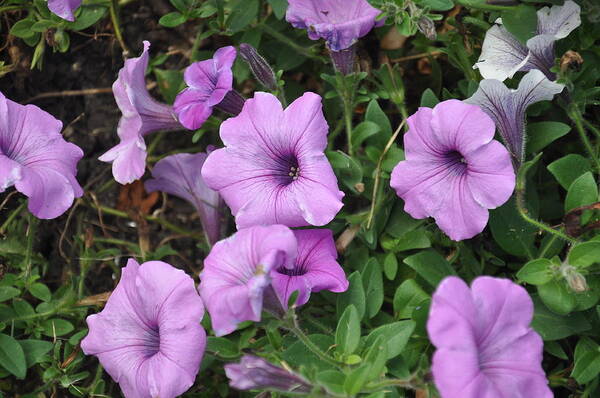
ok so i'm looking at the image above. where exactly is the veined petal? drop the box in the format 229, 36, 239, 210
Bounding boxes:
536, 0, 581, 39
473, 25, 530, 81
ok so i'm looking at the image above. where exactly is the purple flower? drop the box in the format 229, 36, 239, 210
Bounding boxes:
145, 151, 223, 245
271, 229, 348, 308
48, 0, 81, 21
199, 225, 297, 336
286, 0, 384, 51
427, 276, 552, 398
202, 92, 344, 229
474, 0, 581, 81
99, 41, 182, 185
0, 92, 83, 219
225, 355, 312, 393
390, 100, 515, 241
81, 259, 206, 398
465, 69, 564, 164
174, 46, 245, 130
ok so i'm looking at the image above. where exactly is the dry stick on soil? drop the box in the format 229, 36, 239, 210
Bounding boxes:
367, 119, 407, 229
391, 51, 443, 63
25, 87, 113, 103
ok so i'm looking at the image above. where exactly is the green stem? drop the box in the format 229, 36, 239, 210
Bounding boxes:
364, 378, 417, 391
259, 23, 321, 60
515, 158, 579, 244
109, 0, 129, 56
454, 0, 516, 11
337, 74, 357, 156
568, 105, 600, 174
284, 323, 339, 367
24, 213, 37, 278
327, 118, 345, 150
538, 234, 559, 259
0, 202, 26, 234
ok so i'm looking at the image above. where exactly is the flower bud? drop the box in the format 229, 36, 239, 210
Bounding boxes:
560, 263, 589, 293
417, 16, 436, 40
225, 355, 312, 393
239, 43, 278, 91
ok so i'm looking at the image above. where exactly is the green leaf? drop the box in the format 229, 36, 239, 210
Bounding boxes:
41, 319, 74, 337
335, 305, 361, 356
67, 6, 106, 30
363, 259, 384, 319
337, 272, 366, 319
19, 340, 53, 368
365, 100, 392, 145
0, 287, 20, 303
527, 122, 571, 154
383, 253, 398, 280
153, 69, 185, 104
501, 4, 538, 44
380, 229, 431, 252
537, 280, 576, 315
316, 370, 346, 395
547, 154, 592, 190
206, 337, 239, 359
420, 88, 440, 108
393, 279, 429, 319
28, 283, 51, 302
517, 259, 554, 285
363, 335, 387, 380
281, 334, 334, 371
403, 250, 457, 287
489, 198, 536, 258
415, 0, 454, 11
159, 12, 187, 27
363, 321, 415, 359
569, 242, 600, 268
565, 172, 598, 216
267, 0, 288, 19
228, 0, 259, 32
532, 297, 591, 340
0, 333, 26, 379
572, 350, 600, 384
352, 121, 380, 148
10, 19, 36, 39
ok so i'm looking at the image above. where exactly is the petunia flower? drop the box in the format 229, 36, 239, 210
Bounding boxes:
427, 276, 552, 398
99, 41, 182, 185
271, 229, 348, 308
202, 92, 344, 229
225, 355, 312, 393
286, 0, 384, 74
474, 0, 581, 81
198, 225, 297, 336
173, 46, 245, 130
0, 92, 83, 219
390, 100, 515, 241
48, 0, 82, 21
145, 150, 223, 245
81, 258, 206, 398
465, 69, 564, 164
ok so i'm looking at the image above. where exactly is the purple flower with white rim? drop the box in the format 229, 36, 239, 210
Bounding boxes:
474, 0, 581, 81
465, 69, 564, 164
286, 0, 384, 52
199, 225, 297, 336
174, 46, 245, 130
0, 92, 83, 219
81, 258, 206, 398
427, 276, 552, 398
145, 150, 223, 246
99, 41, 182, 185
48, 0, 82, 21
271, 229, 348, 308
390, 100, 515, 241
225, 355, 312, 393
202, 92, 344, 229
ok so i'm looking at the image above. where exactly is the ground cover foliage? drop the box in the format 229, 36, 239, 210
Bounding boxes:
0, 0, 600, 397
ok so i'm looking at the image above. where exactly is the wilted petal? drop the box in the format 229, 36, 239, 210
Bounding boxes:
145, 152, 223, 245
47, 0, 82, 21
465, 69, 564, 162
225, 355, 312, 393
199, 225, 297, 336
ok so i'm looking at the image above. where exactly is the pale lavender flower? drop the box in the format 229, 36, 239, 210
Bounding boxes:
225, 355, 312, 393
271, 229, 348, 308
466, 69, 564, 164
286, 0, 384, 52
201, 92, 344, 229
474, 0, 581, 81
198, 225, 297, 336
0, 92, 83, 219
174, 46, 244, 130
48, 0, 81, 21
427, 276, 552, 398
81, 259, 206, 398
99, 41, 182, 185
145, 151, 223, 245
390, 100, 515, 241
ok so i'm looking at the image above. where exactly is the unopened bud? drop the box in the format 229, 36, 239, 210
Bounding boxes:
225, 355, 312, 393
417, 16, 436, 40
560, 263, 588, 293
239, 43, 278, 91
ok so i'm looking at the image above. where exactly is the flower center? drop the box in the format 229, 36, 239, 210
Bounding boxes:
445, 150, 468, 175
272, 154, 301, 186
141, 325, 161, 357
277, 259, 308, 277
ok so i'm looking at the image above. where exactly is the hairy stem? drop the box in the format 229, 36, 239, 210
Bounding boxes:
568, 105, 600, 174
109, 0, 130, 56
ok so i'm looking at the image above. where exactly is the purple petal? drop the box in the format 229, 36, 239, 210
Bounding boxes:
145, 152, 223, 245
465, 69, 564, 162
47, 0, 82, 21
199, 225, 297, 336
225, 355, 312, 393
